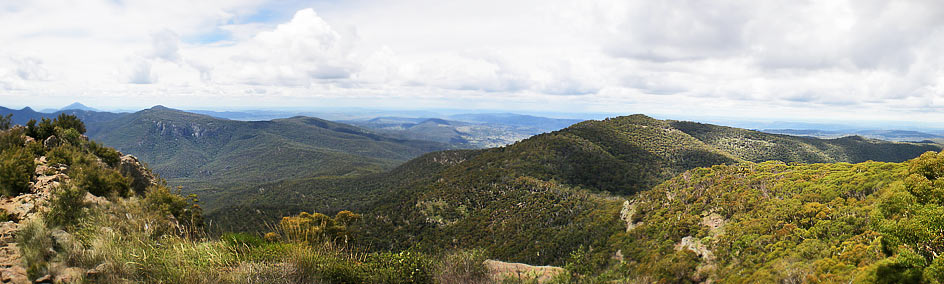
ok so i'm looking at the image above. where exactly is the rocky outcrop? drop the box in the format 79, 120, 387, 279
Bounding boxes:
620, 200, 642, 232
119, 155, 158, 195
42, 136, 58, 149
0, 155, 66, 283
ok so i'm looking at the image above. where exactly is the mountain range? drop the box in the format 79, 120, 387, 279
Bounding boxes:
5, 105, 944, 282
202, 114, 942, 267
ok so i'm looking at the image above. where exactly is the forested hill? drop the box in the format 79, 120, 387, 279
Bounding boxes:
670, 120, 940, 163
87, 106, 450, 188
205, 114, 942, 269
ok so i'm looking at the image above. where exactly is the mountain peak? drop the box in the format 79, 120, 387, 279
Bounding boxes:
60, 102, 96, 111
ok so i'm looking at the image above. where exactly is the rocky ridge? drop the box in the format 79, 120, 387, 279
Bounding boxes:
0, 151, 156, 283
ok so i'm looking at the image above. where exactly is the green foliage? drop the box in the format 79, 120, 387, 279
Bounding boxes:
55, 126, 81, 146
16, 218, 54, 280
289, 245, 434, 284
54, 112, 86, 134
0, 127, 26, 152
0, 113, 11, 130
221, 232, 266, 249
26, 118, 55, 141
74, 164, 132, 197
564, 245, 604, 277
0, 147, 34, 196
25, 114, 86, 141
45, 184, 88, 228
280, 210, 360, 244
46, 144, 79, 166
143, 185, 204, 233
435, 249, 489, 284
89, 140, 120, 167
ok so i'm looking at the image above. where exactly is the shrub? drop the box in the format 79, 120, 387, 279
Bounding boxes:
26, 118, 56, 141
222, 232, 266, 249
45, 184, 88, 228
280, 211, 360, 244
45, 145, 78, 167
0, 113, 11, 130
25, 140, 44, 157
89, 141, 121, 168
289, 245, 434, 284
0, 147, 34, 196
25, 114, 85, 141
436, 249, 489, 284
74, 165, 131, 198
55, 127, 82, 147
16, 218, 54, 279
54, 113, 86, 134
264, 232, 281, 242
0, 127, 25, 153
144, 185, 204, 233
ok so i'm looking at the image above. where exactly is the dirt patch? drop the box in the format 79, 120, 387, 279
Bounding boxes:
483, 259, 564, 283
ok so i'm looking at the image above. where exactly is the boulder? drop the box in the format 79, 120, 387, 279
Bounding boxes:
54, 267, 84, 284
119, 155, 159, 195
42, 136, 58, 148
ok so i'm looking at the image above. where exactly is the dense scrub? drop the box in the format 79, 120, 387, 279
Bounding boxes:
591, 152, 944, 283
204, 114, 944, 271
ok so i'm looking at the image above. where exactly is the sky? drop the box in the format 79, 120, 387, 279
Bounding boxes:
2, 0, 944, 122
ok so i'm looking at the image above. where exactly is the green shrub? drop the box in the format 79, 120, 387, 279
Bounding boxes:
222, 232, 266, 249
16, 218, 53, 280
0, 147, 34, 196
280, 210, 360, 244
26, 114, 86, 141
26, 118, 56, 141
289, 245, 434, 284
45, 184, 88, 228
144, 185, 204, 233
74, 165, 131, 198
0, 114, 11, 130
435, 249, 489, 284
56, 127, 82, 147
45, 145, 77, 167
89, 141, 121, 168
54, 113, 86, 134
25, 141, 44, 157
0, 127, 25, 153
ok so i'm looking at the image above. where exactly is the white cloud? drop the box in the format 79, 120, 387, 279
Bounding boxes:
126, 57, 156, 84
150, 30, 182, 62
3, 0, 944, 122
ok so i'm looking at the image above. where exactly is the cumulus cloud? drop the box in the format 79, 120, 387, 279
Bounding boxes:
218, 8, 359, 86
3, 0, 944, 122
126, 57, 156, 84
150, 30, 181, 62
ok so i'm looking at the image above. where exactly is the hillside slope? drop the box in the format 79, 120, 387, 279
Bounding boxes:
211, 114, 940, 267
605, 152, 944, 282
672, 120, 939, 163
87, 106, 451, 188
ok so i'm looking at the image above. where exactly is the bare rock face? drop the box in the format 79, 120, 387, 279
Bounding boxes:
119, 155, 159, 195
42, 136, 58, 148
620, 200, 642, 232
